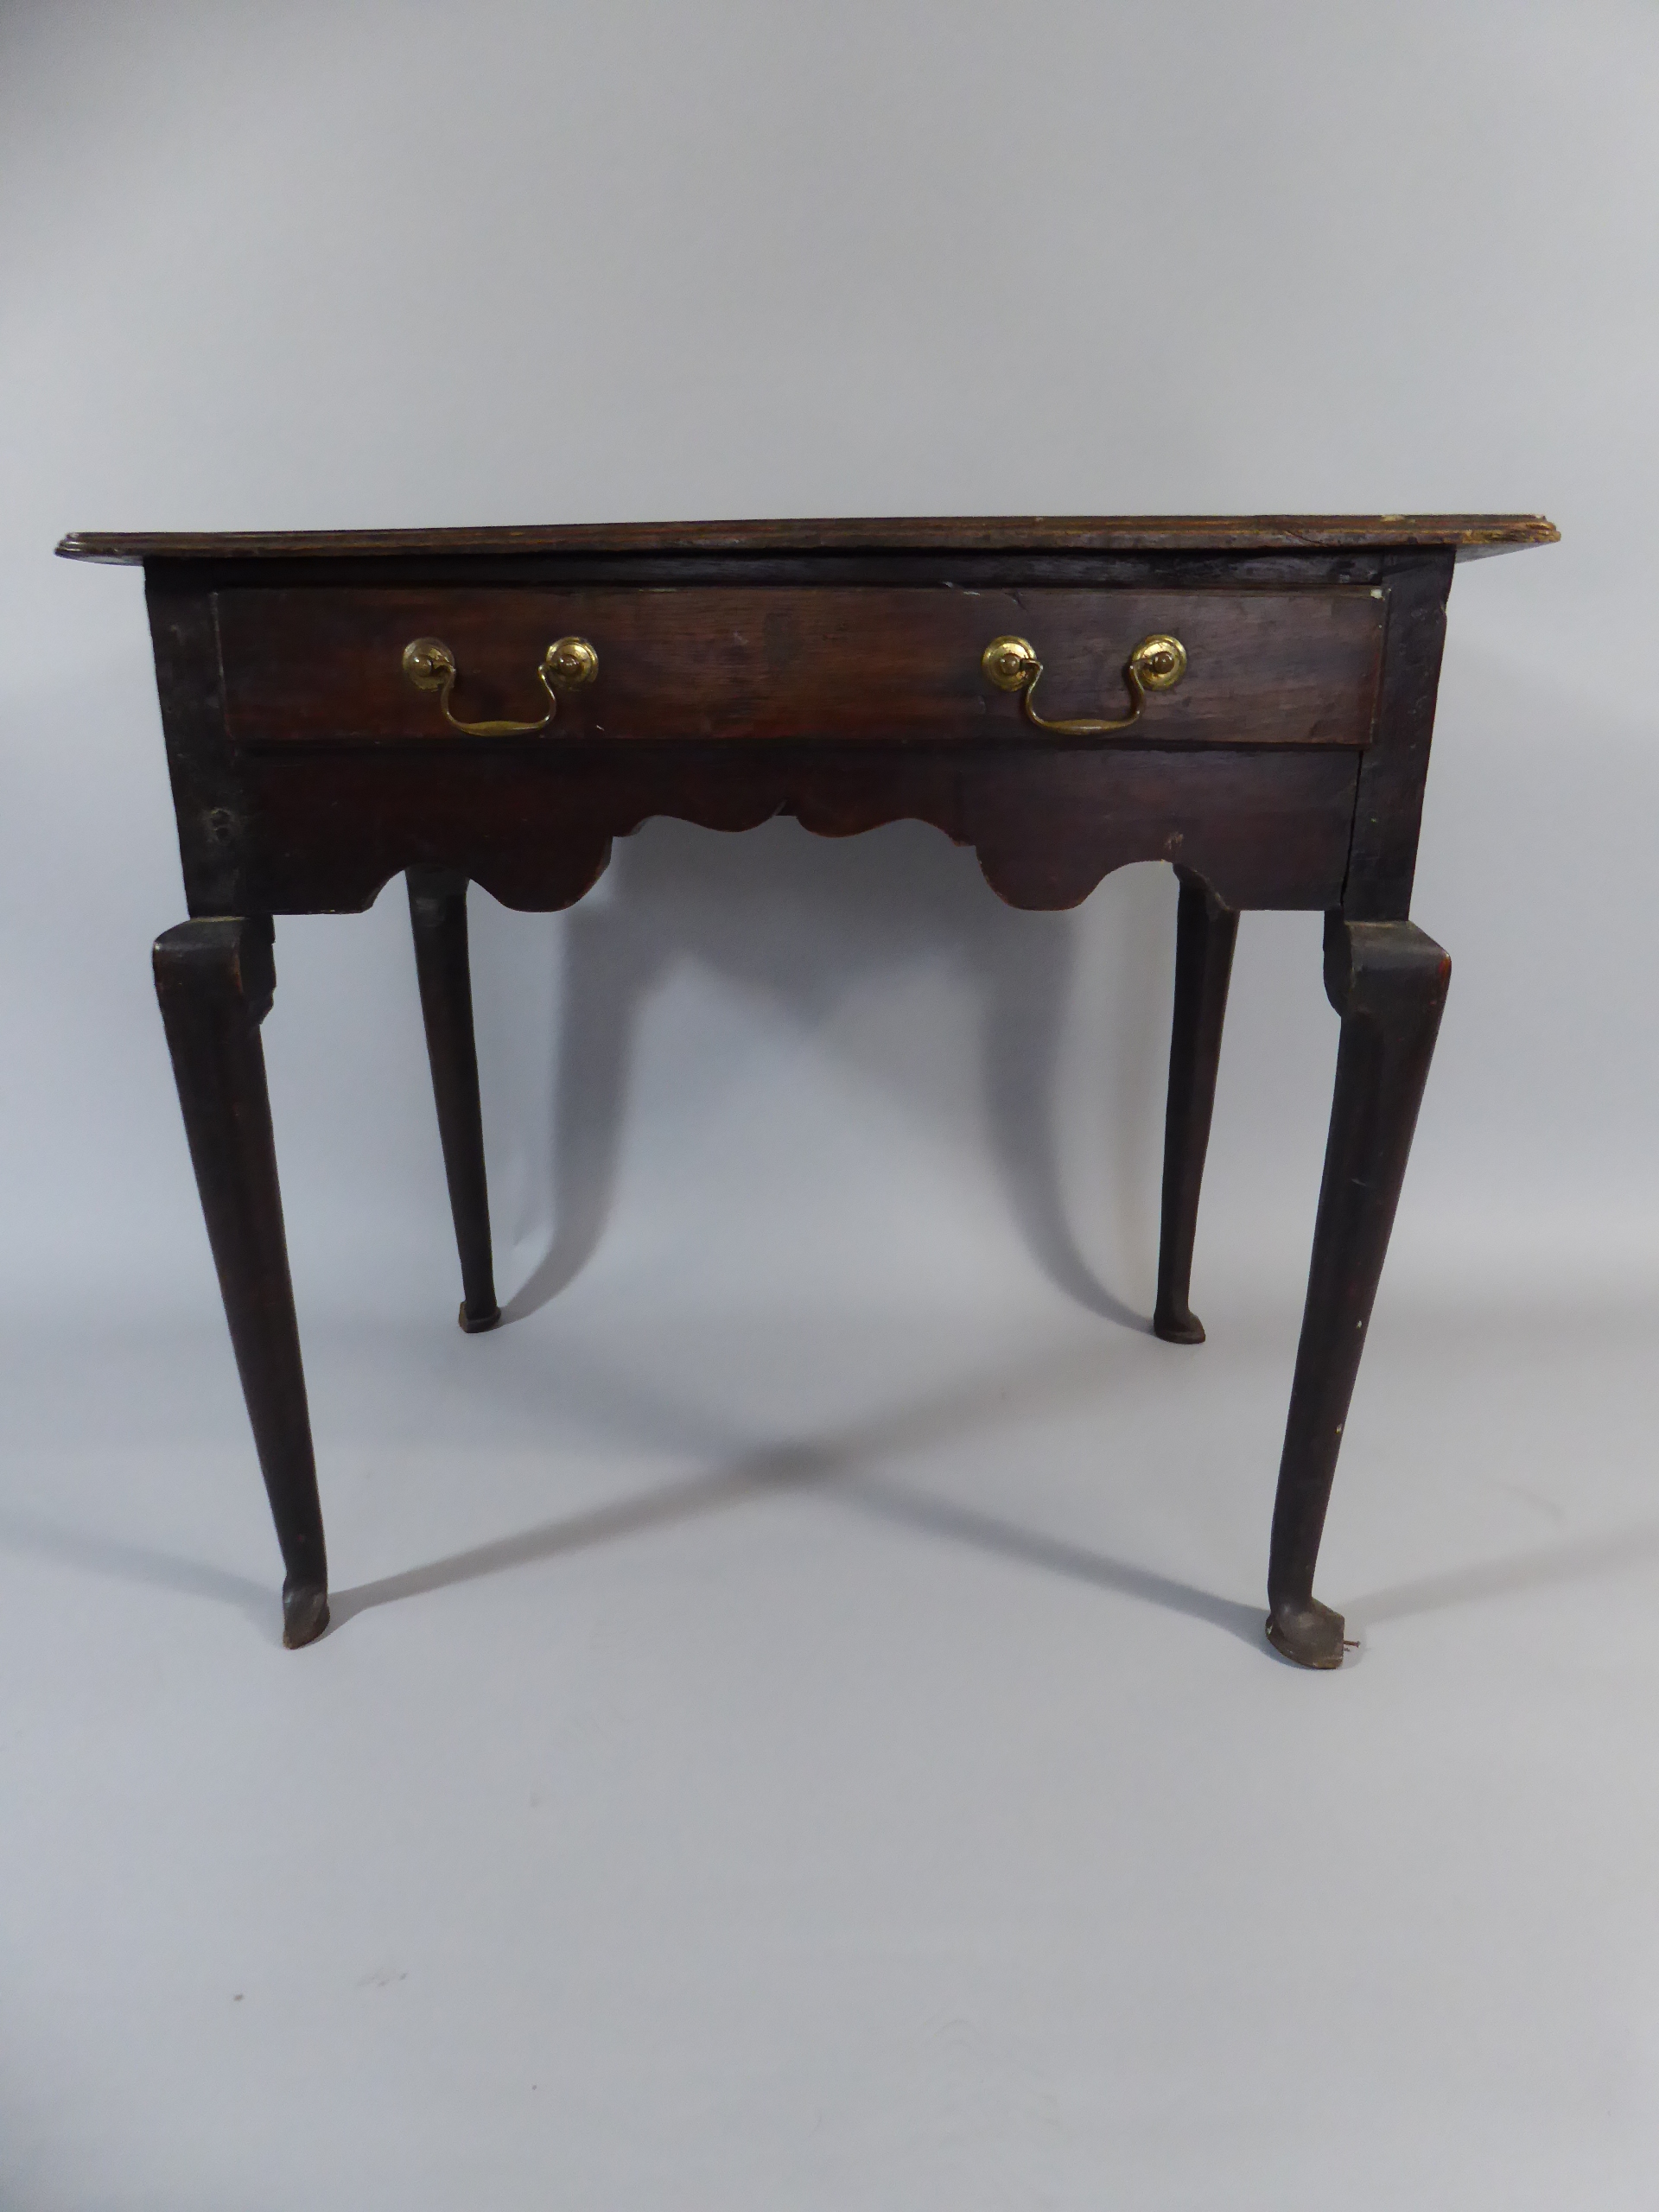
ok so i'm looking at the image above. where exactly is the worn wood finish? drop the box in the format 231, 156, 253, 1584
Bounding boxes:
1153, 870, 1239, 1344
217, 584, 1386, 751
152, 917, 328, 1648
71, 515, 1554, 1663
1266, 918, 1452, 1666
232, 741, 1362, 918
407, 871, 500, 1333
1343, 550, 1457, 918
59, 514, 1559, 564
145, 575, 250, 916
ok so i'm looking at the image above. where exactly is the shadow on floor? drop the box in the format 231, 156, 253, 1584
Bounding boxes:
323, 1448, 1264, 1652
0, 1512, 273, 1633
15, 1482, 1659, 1665
17, 1294, 1656, 1662
327, 1326, 1262, 1645
494, 820, 1169, 1331
1344, 1520, 1659, 1632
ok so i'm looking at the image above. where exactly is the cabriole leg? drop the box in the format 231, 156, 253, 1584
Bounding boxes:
407, 870, 501, 1332
1153, 868, 1238, 1344
1267, 918, 1451, 1667
154, 917, 328, 1648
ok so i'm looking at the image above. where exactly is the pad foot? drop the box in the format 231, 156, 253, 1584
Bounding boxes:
1266, 1595, 1346, 1669
283, 1580, 330, 1649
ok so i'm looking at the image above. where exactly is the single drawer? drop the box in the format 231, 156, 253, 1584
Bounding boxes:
217, 584, 1387, 749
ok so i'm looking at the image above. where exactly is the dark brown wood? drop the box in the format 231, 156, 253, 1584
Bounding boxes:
232, 741, 1360, 918
1342, 550, 1457, 919
1266, 918, 1451, 1666
406, 870, 500, 1332
1153, 870, 1239, 1344
117, 549, 1405, 596
57, 514, 1560, 565
216, 584, 1385, 751
152, 917, 328, 1648
74, 516, 1551, 1660
145, 573, 251, 917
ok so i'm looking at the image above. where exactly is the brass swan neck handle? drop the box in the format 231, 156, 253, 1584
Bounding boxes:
982, 632, 1186, 735
403, 635, 598, 735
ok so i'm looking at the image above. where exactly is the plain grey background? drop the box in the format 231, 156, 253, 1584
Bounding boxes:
3, 3, 1657, 2205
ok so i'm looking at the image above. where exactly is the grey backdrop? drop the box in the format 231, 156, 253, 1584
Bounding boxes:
3, 4, 1657, 2207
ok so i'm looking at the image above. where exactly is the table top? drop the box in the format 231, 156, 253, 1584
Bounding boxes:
56, 514, 1559, 566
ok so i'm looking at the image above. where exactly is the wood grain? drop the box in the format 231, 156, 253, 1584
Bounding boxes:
229, 741, 1361, 917
216, 584, 1386, 752
1342, 550, 1457, 918
57, 513, 1560, 566
1267, 918, 1452, 1666
152, 917, 328, 1649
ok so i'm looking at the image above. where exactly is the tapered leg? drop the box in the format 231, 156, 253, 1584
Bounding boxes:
407, 869, 500, 1332
154, 918, 328, 1648
1266, 918, 1451, 1667
1154, 869, 1238, 1344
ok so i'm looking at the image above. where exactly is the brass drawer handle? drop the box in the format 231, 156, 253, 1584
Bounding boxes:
982, 631, 1186, 734
402, 634, 598, 735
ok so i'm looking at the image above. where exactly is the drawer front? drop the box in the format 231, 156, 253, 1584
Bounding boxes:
217, 584, 1386, 749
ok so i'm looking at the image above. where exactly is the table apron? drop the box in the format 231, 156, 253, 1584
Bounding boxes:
210, 742, 1361, 915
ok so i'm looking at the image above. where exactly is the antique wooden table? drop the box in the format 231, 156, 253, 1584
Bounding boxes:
60, 515, 1556, 1663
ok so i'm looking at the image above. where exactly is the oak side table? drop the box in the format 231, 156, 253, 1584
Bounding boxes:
59, 515, 1557, 1663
